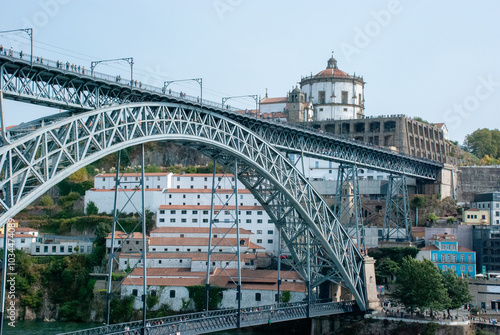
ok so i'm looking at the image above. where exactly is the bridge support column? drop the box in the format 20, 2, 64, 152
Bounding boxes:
105, 148, 148, 328
382, 174, 412, 242
333, 164, 364, 249
362, 256, 380, 311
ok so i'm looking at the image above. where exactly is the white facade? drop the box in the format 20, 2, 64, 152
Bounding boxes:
31, 240, 93, 255
472, 194, 500, 225
300, 57, 364, 121
0, 228, 38, 253
93, 172, 173, 190
86, 173, 279, 254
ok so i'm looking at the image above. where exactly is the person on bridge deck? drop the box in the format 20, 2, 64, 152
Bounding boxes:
82, 66, 85, 74
19, 51, 23, 59
66, 61, 69, 70
0, 45, 3, 53
9, 47, 13, 56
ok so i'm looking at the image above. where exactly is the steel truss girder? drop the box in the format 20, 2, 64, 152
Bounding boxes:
0, 102, 367, 310
0, 56, 442, 180
333, 164, 364, 248
382, 174, 413, 241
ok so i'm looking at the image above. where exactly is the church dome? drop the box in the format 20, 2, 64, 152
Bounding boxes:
314, 56, 350, 78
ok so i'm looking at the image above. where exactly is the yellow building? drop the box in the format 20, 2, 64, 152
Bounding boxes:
463, 208, 489, 225
0, 218, 19, 234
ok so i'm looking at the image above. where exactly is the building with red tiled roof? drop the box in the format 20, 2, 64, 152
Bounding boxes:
121, 268, 305, 311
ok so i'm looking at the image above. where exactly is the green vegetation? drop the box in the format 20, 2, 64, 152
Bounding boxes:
281, 290, 291, 303
391, 257, 472, 316
368, 247, 418, 285
186, 285, 226, 312
463, 128, 500, 162
86, 201, 99, 215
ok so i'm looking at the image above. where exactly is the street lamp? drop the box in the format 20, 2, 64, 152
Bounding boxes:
0, 28, 33, 66
222, 95, 259, 117
91, 57, 134, 86
164, 78, 203, 107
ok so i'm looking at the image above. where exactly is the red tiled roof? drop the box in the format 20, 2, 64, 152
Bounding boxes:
466, 208, 480, 212
260, 97, 287, 104
172, 173, 233, 177
90, 188, 164, 192
105, 231, 148, 240
420, 245, 439, 251
315, 68, 350, 78
119, 252, 264, 261
458, 246, 474, 253
150, 227, 253, 235
149, 237, 264, 249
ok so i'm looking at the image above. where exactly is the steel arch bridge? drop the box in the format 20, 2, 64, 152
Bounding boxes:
0, 102, 367, 309
0, 53, 442, 180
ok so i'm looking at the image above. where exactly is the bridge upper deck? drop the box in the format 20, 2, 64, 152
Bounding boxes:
0, 51, 442, 180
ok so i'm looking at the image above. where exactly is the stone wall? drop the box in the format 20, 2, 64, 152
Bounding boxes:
456, 166, 500, 203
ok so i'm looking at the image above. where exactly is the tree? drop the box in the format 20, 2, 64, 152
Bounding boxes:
392, 257, 449, 315
442, 270, 472, 318
39, 194, 54, 207
86, 201, 99, 215
463, 128, 500, 159
427, 213, 438, 224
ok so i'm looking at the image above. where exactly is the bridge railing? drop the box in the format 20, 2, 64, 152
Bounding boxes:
57, 301, 357, 335
0, 47, 234, 112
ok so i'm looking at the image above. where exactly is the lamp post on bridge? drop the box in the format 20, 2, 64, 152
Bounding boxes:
0, 28, 33, 66
164, 78, 203, 107
90, 57, 134, 86
222, 95, 259, 117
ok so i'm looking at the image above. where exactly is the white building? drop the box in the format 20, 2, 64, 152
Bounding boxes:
121, 268, 305, 311
300, 56, 365, 121
86, 173, 279, 254
0, 227, 38, 253
31, 236, 93, 256
93, 172, 173, 190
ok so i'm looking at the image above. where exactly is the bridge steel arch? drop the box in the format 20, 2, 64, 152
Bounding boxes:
0, 102, 367, 310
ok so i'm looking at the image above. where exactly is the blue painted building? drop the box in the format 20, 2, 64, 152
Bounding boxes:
417, 233, 476, 278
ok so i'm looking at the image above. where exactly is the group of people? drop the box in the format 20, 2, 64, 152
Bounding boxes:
0, 45, 16, 57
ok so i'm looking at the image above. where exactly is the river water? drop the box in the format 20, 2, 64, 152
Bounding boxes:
2, 320, 101, 334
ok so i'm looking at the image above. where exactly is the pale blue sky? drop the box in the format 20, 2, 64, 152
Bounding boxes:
1, 0, 499, 143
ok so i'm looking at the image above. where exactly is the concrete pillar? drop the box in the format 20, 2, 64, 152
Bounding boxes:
363, 256, 380, 311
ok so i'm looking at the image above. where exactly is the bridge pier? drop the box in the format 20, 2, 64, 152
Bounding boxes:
382, 174, 413, 242
333, 164, 364, 249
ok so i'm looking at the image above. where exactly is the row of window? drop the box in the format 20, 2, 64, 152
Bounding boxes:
34, 245, 91, 253
159, 218, 269, 224
132, 289, 267, 302
432, 253, 473, 263
160, 210, 264, 215
441, 265, 473, 273
474, 203, 500, 209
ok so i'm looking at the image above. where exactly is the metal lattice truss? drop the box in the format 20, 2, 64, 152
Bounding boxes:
382, 175, 413, 241
333, 165, 364, 248
0, 56, 442, 180
0, 102, 366, 310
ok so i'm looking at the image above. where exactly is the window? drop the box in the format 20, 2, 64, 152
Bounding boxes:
246, 211, 252, 215
170, 218, 176, 223
341, 91, 348, 104
432, 254, 437, 262
170, 290, 175, 298
246, 219, 252, 223
183, 195, 186, 198
150, 290, 157, 297
268, 230, 273, 234
257, 230, 262, 234
160, 210, 165, 214
257, 219, 263, 224
190, 177, 194, 181
60, 246, 64, 252
193, 210, 198, 214
203, 219, 208, 223
460, 254, 465, 262
267, 239, 273, 244
132, 289, 138, 296
181, 218, 187, 223
159, 218, 165, 223
204, 177, 208, 181
257, 211, 263, 215
482, 215, 486, 220
255, 293, 261, 302
21, 238, 25, 243
318, 91, 325, 104
257, 239, 263, 243
36, 246, 40, 253
181, 210, 187, 214
170, 210, 176, 214
192, 219, 198, 223
52, 246, 56, 252
203, 210, 209, 215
